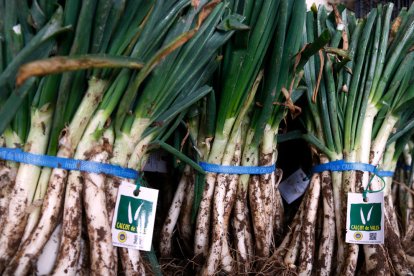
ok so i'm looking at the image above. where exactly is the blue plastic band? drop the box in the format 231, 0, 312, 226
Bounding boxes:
312, 160, 388, 199
375, 170, 394, 178
199, 162, 275, 175
311, 160, 376, 173
0, 147, 138, 179
397, 162, 411, 171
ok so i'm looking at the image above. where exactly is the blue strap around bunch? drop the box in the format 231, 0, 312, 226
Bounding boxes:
312, 160, 376, 173
0, 147, 139, 179
199, 161, 275, 175
397, 162, 411, 171
311, 159, 392, 199
312, 160, 394, 177
375, 170, 394, 178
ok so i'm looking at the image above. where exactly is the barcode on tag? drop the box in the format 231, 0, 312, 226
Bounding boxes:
369, 233, 377, 241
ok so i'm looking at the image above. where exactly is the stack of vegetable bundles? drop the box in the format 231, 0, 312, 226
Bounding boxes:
1, 0, 414, 275
0, 0, 245, 274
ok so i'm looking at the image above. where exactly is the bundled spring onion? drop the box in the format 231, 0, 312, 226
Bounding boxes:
105, 1, 242, 273
275, 3, 414, 275
191, 0, 282, 273
0, 4, 72, 271
2, 1, 414, 276
385, 113, 414, 266
0, 0, 241, 274
0, 0, 203, 274
160, 0, 328, 274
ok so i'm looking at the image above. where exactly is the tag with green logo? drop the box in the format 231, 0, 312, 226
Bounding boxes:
345, 192, 384, 244
111, 180, 158, 251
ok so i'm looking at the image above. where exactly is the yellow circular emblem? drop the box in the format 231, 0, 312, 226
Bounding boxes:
118, 231, 127, 243
354, 232, 363, 241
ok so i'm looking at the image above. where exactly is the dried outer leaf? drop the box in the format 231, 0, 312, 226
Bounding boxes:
192, 0, 200, 9
16, 55, 144, 86
196, 0, 220, 30
295, 29, 331, 72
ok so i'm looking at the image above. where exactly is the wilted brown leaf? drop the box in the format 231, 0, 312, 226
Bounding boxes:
16, 56, 144, 86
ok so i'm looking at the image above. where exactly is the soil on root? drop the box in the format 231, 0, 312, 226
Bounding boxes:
160, 257, 200, 276
258, 258, 299, 276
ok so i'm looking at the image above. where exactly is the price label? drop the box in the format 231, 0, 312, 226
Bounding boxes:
345, 192, 384, 244
279, 168, 310, 204
111, 181, 158, 251
143, 150, 168, 173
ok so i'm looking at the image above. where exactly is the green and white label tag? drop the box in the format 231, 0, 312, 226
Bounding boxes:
345, 192, 384, 244
111, 181, 158, 251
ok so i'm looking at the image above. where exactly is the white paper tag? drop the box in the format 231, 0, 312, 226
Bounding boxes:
345, 192, 384, 244
278, 168, 310, 204
111, 181, 158, 251
143, 150, 168, 173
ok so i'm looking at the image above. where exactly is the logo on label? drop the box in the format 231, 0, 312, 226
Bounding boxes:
115, 195, 153, 233
353, 232, 363, 240
118, 232, 127, 243
350, 203, 381, 231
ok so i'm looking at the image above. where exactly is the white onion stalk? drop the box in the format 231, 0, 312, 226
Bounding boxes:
82, 129, 116, 275
233, 181, 254, 273
398, 145, 411, 226
261, 173, 320, 275
252, 123, 277, 265
362, 112, 406, 275
349, 105, 382, 275
179, 174, 194, 248
399, 147, 414, 269
402, 163, 414, 250
222, 79, 261, 274
379, 142, 399, 235
5, 78, 107, 275
22, 167, 52, 242
0, 103, 53, 271
112, 118, 150, 166
407, 255, 414, 265
0, 129, 20, 228
36, 224, 62, 275
220, 173, 239, 273
195, 118, 234, 258
119, 245, 146, 275
105, 174, 119, 273
283, 206, 304, 269
340, 150, 358, 275
316, 156, 335, 276
264, 198, 304, 272
52, 110, 109, 276
202, 122, 242, 275
233, 130, 256, 273
273, 168, 284, 238
298, 173, 321, 276
160, 165, 189, 257
284, 240, 302, 270
76, 232, 90, 276
220, 134, 242, 273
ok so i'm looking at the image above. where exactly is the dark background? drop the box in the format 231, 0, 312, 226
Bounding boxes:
347, 0, 413, 17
